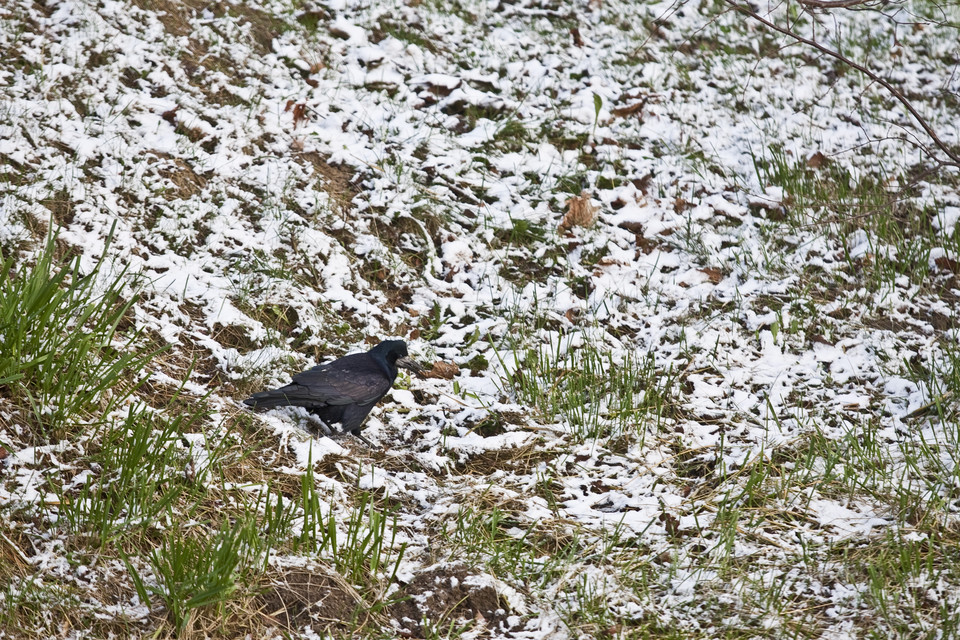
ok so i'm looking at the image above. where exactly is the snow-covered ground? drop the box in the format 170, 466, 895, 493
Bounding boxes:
2, 0, 959, 636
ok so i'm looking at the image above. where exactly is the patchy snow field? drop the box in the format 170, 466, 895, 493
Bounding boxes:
2, 0, 960, 637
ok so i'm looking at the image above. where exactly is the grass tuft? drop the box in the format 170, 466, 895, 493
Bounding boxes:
0, 229, 165, 441
497, 333, 678, 444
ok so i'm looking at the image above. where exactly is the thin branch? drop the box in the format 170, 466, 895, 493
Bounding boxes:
797, 0, 875, 8
722, 0, 960, 168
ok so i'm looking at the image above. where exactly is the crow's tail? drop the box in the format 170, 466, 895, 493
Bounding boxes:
243, 385, 312, 409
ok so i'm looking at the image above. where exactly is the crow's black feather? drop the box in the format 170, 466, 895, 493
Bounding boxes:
243, 340, 423, 436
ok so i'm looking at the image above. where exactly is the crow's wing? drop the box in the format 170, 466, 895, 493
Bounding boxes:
290, 353, 393, 407
338, 402, 379, 434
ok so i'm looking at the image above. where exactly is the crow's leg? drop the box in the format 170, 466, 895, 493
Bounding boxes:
305, 410, 336, 437
352, 429, 378, 449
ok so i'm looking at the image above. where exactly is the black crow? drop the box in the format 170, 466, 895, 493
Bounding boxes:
243, 340, 424, 443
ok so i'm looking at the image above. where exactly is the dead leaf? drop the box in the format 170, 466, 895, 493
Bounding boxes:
285, 101, 309, 128
570, 27, 583, 47
806, 151, 827, 169
633, 173, 654, 194
659, 511, 681, 537
161, 105, 179, 124
423, 361, 460, 379
293, 104, 308, 127
699, 267, 722, 284
611, 98, 648, 119
560, 190, 598, 231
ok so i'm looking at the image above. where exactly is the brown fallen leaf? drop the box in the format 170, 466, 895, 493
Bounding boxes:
161, 105, 179, 124
611, 98, 648, 119
570, 27, 583, 47
659, 511, 681, 537
699, 267, 722, 284
423, 361, 460, 379
560, 190, 598, 231
284, 101, 309, 128
807, 151, 827, 168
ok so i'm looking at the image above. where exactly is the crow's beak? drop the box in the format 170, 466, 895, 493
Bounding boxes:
397, 356, 426, 378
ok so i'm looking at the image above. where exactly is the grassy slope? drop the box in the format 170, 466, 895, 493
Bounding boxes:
1, 0, 960, 637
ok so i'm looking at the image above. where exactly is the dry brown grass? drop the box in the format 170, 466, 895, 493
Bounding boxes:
254, 564, 369, 634
299, 153, 359, 218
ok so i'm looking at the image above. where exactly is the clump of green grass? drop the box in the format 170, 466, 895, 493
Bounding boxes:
52, 404, 200, 550
127, 514, 259, 635
333, 492, 408, 589
444, 504, 577, 588
750, 145, 944, 290
491, 118, 532, 153
494, 217, 548, 248
115, 453, 407, 634
288, 455, 409, 604
0, 229, 163, 441
497, 334, 677, 444
826, 529, 960, 635
557, 574, 620, 638
295, 457, 407, 583
892, 336, 960, 530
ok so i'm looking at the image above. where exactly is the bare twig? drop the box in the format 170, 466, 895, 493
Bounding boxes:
722, 0, 960, 169
796, 0, 875, 9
